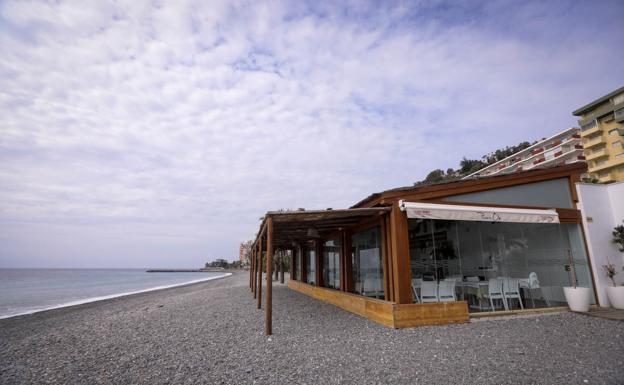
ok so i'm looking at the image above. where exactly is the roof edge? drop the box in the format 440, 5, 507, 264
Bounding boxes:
572, 86, 624, 116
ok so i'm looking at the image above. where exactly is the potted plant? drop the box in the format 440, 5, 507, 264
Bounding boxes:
604, 222, 624, 309
603, 260, 624, 309
563, 250, 592, 312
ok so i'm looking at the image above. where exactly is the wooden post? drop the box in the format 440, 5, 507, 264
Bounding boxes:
300, 243, 306, 284
384, 215, 395, 302
280, 252, 285, 284
339, 231, 346, 291
343, 230, 353, 292
315, 240, 323, 287
274, 252, 279, 281
257, 236, 263, 309
252, 249, 257, 298
380, 215, 392, 301
265, 216, 274, 335
389, 201, 412, 304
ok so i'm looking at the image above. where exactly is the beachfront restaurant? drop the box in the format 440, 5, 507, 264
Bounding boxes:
249, 163, 596, 335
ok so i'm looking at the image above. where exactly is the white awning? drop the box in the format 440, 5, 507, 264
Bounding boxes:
399, 201, 559, 224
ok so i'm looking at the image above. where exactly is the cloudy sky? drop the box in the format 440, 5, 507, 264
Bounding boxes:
1, 0, 623, 268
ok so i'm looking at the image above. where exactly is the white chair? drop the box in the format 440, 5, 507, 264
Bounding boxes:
446, 275, 462, 282
484, 278, 507, 311
525, 272, 549, 308
466, 276, 480, 282
334, 278, 340, 290
420, 281, 438, 303
438, 280, 457, 302
411, 278, 422, 303
503, 278, 524, 310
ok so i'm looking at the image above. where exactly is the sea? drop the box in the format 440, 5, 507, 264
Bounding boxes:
0, 268, 229, 319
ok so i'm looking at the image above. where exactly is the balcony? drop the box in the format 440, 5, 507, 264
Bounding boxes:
580, 125, 601, 137
583, 135, 605, 148
615, 107, 624, 123
586, 148, 608, 161
598, 173, 616, 183
588, 155, 624, 173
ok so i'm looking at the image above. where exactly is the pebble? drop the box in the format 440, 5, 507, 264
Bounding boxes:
1, 272, 622, 385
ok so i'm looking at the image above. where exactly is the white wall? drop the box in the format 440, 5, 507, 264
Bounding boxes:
576, 182, 624, 306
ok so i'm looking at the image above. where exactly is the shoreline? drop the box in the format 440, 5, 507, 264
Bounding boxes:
0, 272, 232, 321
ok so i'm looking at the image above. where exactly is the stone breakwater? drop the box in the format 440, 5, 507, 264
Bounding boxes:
1, 272, 622, 384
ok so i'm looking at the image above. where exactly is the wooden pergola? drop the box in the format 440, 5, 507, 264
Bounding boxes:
248, 208, 390, 335
246, 163, 591, 335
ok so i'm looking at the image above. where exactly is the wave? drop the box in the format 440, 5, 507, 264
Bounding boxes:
0, 272, 232, 320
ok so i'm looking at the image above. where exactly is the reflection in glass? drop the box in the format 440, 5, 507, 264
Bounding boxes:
294, 247, 301, 281
408, 219, 594, 312
351, 226, 384, 298
323, 239, 341, 289
306, 243, 316, 285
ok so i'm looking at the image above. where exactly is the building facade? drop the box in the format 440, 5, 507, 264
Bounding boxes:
463, 127, 584, 179
576, 181, 624, 306
239, 242, 251, 265
573, 86, 624, 183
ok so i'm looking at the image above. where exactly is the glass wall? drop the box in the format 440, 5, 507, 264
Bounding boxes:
306, 242, 316, 285
294, 247, 301, 281
323, 239, 341, 289
351, 226, 384, 298
408, 219, 594, 312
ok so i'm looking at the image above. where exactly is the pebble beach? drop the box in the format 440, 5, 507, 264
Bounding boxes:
1, 272, 623, 385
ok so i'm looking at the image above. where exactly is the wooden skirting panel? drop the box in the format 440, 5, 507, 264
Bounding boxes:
393, 302, 469, 328
288, 280, 469, 328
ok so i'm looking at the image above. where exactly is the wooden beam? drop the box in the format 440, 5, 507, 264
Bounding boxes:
389, 201, 412, 304
265, 216, 274, 335
353, 163, 587, 208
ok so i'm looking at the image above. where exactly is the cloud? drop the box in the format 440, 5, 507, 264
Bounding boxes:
0, 0, 623, 267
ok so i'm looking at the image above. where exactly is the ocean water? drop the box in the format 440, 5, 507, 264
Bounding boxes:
0, 269, 229, 319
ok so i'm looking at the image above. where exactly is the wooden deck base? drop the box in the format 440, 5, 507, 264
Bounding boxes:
581, 307, 624, 322
288, 280, 469, 328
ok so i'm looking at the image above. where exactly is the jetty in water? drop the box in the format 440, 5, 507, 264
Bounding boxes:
146, 268, 226, 273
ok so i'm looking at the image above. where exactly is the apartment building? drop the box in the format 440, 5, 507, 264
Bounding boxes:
463, 127, 584, 179
573, 86, 624, 183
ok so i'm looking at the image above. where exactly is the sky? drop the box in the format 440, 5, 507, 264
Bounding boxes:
1, 0, 623, 268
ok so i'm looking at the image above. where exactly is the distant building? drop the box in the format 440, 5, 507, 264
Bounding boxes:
573, 86, 624, 183
463, 127, 584, 179
239, 242, 251, 264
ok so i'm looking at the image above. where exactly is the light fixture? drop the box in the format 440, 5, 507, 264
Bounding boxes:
306, 228, 320, 238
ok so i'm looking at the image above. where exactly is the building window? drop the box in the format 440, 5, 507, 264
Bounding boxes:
609, 128, 619, 135
612, 141, 622, 149
580, 120, 597, 131
306, 242, 316, 285
294, 248, 302, 281
613, 94, 624, 105
408, 219, 594, 311
323, 239, 341, 290
351, 226, 384, 298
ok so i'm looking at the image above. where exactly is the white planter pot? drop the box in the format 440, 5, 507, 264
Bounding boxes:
563, 286, 592, 312
606, 286, 624, 310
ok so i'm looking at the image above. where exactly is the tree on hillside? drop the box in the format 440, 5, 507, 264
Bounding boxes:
414, 139, 538, 186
